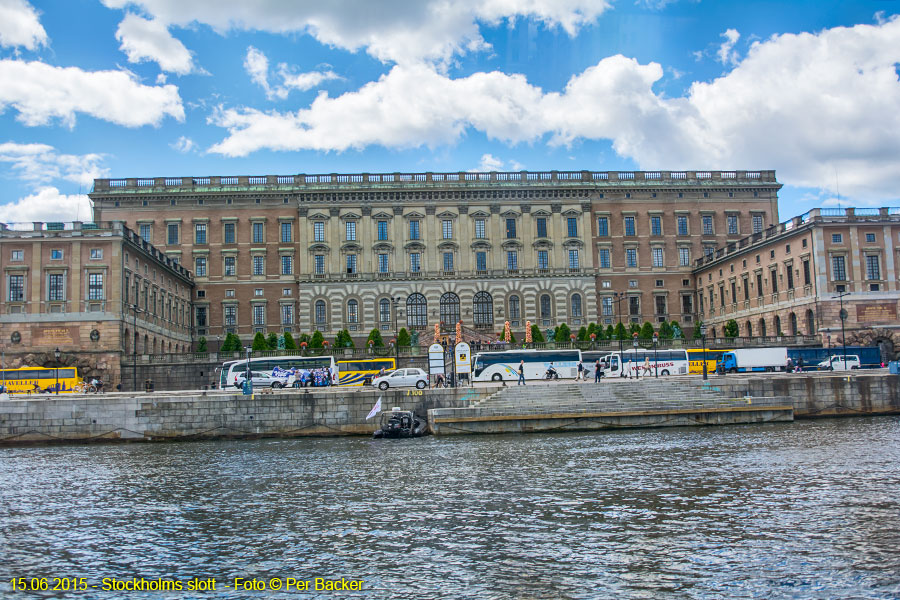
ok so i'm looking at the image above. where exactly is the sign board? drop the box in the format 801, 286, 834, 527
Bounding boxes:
454, 342, 472, 374
428, 343, 445, 375
33, 326, 77, 345
856, 303, 897, 323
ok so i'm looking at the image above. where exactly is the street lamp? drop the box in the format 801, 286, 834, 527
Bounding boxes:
614, 292, 625, 375
632, 332, 639, 379
653, 332, 659, 378
131, 303, 140, 392
832, 291, 850, 371
700, 324, 708, 380
392, 297, 401, 334
54, 347, 60, 394
245, 346, 252, 392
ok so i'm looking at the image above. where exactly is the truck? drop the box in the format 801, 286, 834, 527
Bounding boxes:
717, 348, 789, 373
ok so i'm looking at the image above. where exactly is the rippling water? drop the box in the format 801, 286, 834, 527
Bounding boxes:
2, 418, 900, 599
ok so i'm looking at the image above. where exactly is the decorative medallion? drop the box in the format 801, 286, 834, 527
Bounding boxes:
90, 329, 101, 342
11, 331, 21, 344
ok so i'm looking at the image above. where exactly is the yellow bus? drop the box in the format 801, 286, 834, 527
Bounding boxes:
686, 349, 732, 374
336, 358, 397, 386
0, 366, 80, 394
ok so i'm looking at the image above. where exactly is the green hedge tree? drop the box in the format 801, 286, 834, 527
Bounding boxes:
367, 328, 384, 347
283, 332, 297, 350
554, 323, 572, 343
309, 330, 324, 348
530, 324, 545, 343
613, 322, 627, 340
629, 322, 641, 336
266, 332, 279, 350
658, 321, 673, 339
397, 327, 411, 347
692, 321, 704, 340
577, 326, 588, 341
252, 331, 268, 351
197, 337, 208, 352
639, 321, 655, 340
220, 332, 241, 352
724, 319, 739, 338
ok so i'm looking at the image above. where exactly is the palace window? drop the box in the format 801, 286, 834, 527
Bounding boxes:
506, 251, 518, 271
866, 254, 881, 280
443, 252, 454, 272
379, 298, 391, 324
167, 224, 179, 245
650, 216, 662, 236
314, 255, 325, 274
346, 254, 357, 274
626, 248, 637, 268
440, 292, 460, 324
224, 256, 236, 276
253, 304, 266, 326
47, 273, 64, 301
476, 251, 487, 272
597, 217, 608, 237
752, 215, 764, 234
568, 249, 579, 269
474, 219, 486, 239
88, 273, 104, 300
377, 221, 388, 241
409, 220, 420, 240
599, 249, 610, 269
651, 247, 663, 267
195, 223, 207, 244
602, 297, 613, 316
567, 217, 578, 238
314, 300, 326, 325
281, 222, 292, 243
832, 255, 846, 281
727, 215, 739, 235
407, 293, 427, 328
281, 304, 294, 325
410, 253, 421, 273
252, 256, 265, 276
702, 215, 714, 235
378, 254, 389, 273
346, 299, 358, 324
571, 293, 583, 318
677, 216, 688, 236
313, 221, 325, 242
473, 291, 493, 326
224, 305, 236, 326
252, 222, 264, 244
537, 250, 548, 270
224, 223, 236, 244
195, 257, 207, 277
624, 216, 635, 236
140, 224, 151, 242
281, 255, 293, 275
679, 247, 690, 266
505, 218, 517, 239
508, 295, 521, 322
442, 220, 453, 239
537, 217, 548, 238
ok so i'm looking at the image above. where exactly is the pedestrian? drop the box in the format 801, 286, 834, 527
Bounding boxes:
796, 357, 804, 373
576, 359, 584, 381
517, 359, 526, 386
435, 373, 445, 388
642, 356, 652, 377
594, 359, 602, 383
786, 358, 794, 373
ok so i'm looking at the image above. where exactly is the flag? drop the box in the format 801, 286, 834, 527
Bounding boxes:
366, 396, 382, 420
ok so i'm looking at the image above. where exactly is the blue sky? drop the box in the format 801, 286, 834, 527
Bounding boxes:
0, 0, 898, 224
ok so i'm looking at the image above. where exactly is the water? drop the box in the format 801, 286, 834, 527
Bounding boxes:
1, 418, 899, 599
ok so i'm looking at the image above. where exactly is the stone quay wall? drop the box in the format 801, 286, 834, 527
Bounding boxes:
0, 387, 491, 445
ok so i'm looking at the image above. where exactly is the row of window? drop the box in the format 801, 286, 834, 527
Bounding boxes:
143, 222, 296, 246
597, 295, 685, 317
195, 255, 295, 278
324, 249, 582, 275
597, 214, 764, 238
8, 249, 104, 261
318, 216, 583, 244
7, 273, 104, 302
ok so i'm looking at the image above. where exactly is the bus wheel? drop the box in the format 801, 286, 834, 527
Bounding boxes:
491, 373, 502, 382
660, 369, 669, 376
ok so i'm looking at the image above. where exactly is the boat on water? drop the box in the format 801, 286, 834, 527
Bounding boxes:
373, 409, 427, 439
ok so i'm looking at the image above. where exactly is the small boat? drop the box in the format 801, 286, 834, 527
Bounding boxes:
373, 409, 427, 439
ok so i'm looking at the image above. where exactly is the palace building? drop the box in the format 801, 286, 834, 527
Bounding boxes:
89, 169, 780, 347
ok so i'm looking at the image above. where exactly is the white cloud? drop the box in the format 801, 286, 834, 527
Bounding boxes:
0, 187, 92, 224
475, 153, 523, 171
115, 13, 197, 75
0, 0, 48, 50
716, 28, 741, 66
170, 136, 195, 153
208, 17, 900, 203
101, 0, 611, 64
0, 142, 108, 187
244, 46, 341, 100
0, 59, 185, 127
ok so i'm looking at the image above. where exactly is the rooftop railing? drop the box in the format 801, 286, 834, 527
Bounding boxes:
92, 170, 779, 192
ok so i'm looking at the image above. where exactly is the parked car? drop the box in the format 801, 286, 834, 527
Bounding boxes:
818, 355, 861, 371
371, 368, 429, 390
233, 371, 283, 388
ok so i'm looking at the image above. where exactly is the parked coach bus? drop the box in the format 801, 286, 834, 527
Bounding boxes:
216, 355, 338, 389
472, 349, 581, 382
598, 349, 689, 378
336, 358, 396, 386
0, 366, 80, 394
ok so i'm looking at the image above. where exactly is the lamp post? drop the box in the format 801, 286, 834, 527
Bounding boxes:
614, 292, 625, 373
54, 347, 60, 394
245, 345, 252, 392
392, 297, 400, 335
700, 324, 708, 380
833, 291, 850, 371
653, 333, 659, 378
131, 303, 140, 392
632, 332, 639, 379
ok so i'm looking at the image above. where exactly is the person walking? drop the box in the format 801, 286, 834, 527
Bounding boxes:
642, 356, 652, 378
594, 358, 602, 383
517, 360, 526, 386
576, 359, 584, 381
796, 357, 804, 373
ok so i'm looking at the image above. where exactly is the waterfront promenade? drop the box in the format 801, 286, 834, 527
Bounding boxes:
1, 372, 897, 445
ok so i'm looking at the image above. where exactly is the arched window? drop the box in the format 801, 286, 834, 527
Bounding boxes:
774, 315, 782, 335
571, 294, 583, 318
789, 312, 798, 336
407, 293, 427, 329
539, 294, 552, 323
143, 334, 148, 354
746, 321, 752, 337
508, 295, 521, 325
124, 329, 130, 353
315, 300, 327, 325
379, 298, 391, 325
759, 318, 767, 337
440, 292, 460, 324
473, 291, 493, 326
806, 309, 815, 335
347, 299, 359, 324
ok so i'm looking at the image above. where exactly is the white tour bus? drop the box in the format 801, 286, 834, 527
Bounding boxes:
472, 349, 582, 382
598, 348, 689, 378
217, 355, 338, 389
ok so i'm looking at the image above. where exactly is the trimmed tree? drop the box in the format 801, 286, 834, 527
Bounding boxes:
367, 328, 384, 348
397, 327, 411, 347
266, 332, 279, 350
658, 321, 673, 339
283, 332, 297, 350
197, 337, 208, 352
605, 324, 614, 340
220, 332, 240, 352
692, 320, 704, 340
639, 321, 655, 340
530, 324, 545, 343
554, 323, 572, 343
309, 330, 324, 348
577, 326, 588, 341
252, 331, 268, 351
613, 322, 627, 340
724, 319, 739, 338
629, 322, 641, 336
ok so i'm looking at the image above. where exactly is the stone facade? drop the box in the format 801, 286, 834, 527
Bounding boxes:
0, 221, 193, 383
694, 207, 900, 360
90, 169, 780, 346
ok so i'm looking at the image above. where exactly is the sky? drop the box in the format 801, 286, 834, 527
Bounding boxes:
0, 0, 898, 224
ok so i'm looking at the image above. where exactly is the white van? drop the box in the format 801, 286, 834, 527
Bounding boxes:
818, 355, 861, 371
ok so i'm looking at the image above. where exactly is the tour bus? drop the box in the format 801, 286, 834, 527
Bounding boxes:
336, 358, 397, 386
472, 349, 582, 382
0, 366, 80, 394
217, 355, 338, 389
598, 349, 690, 378
686, 348, 732, 374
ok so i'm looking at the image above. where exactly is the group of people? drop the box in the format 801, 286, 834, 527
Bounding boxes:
287, 368, 332, 387
785, 357, 805, 373
517, 358, 606, 385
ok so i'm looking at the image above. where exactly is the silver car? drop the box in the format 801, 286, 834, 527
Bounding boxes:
371, 368, 429, 390
233, 371, 282, 389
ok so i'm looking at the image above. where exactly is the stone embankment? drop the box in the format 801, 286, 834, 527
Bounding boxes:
0, 373, 897, 445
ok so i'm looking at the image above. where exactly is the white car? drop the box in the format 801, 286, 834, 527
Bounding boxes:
818, 355, 861, 371
371, 368, 429, 390
233, 371, 284, 388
